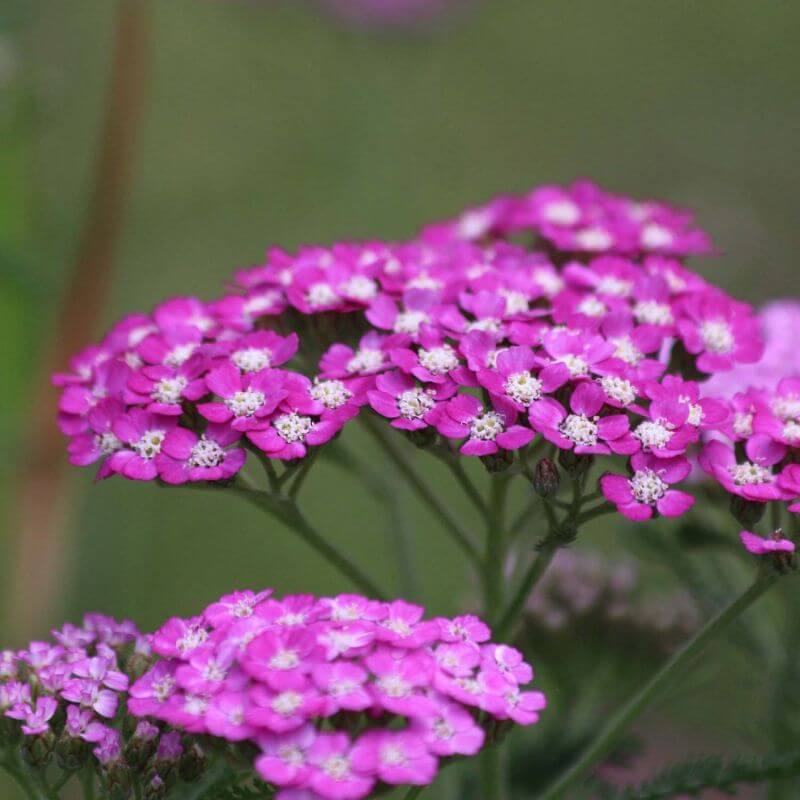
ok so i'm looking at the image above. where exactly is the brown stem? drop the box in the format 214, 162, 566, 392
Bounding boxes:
7, 0, 151, 639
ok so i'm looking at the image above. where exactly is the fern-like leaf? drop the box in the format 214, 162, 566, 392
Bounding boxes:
600, 750, 800, 799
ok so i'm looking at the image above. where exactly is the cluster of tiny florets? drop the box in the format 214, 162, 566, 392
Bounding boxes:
130, 589, 544, 799
0, 615, 193, 797
55, 180, 768, 523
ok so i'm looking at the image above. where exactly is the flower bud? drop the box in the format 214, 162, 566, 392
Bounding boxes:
101, 759, 132, 800
124, 721, 159, 769
144, 775, 166, 800
21, 731, 55, 768
532, 458, 560, 498
56, 731, 90, 771
178, 742, 206, 783
729, 495, 765, 528
557, 449, 593, 479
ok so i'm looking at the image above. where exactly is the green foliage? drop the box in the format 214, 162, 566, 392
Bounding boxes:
598, 750, 800, 799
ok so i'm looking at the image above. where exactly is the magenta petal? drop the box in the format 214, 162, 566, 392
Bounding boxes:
598, 414, 629, 441
656, 490, 695, 517
206, 363, 241, 397
619, 502, 654, 521
600, 474, 633, 504
197, 402, 233, 423
496, 426, 535, 450
162, 428, 196, 459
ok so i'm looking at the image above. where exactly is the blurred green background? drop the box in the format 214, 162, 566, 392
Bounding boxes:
1, 1, 799, 796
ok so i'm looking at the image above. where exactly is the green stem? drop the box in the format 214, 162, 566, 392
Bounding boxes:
438, 451, 490, 523
480, 475, 511, 800
362, 417, 480, 564
402, 787, 426, 800
233, 488, 386, 600
575, 501, 615, 527
495, 543, 557, 638
80, 767, 96, 800
538, 572, 779, 800
0, 759, 43, 800
479, 745, 508, 800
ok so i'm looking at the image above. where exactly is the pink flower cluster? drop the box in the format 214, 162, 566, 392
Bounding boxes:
55, 180, 767, 524
130, 589, 544, 799
0, 614, 153, 768
697, 376, 800, 513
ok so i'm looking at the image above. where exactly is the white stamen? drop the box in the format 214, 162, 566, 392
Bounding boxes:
470, 411, 505, 441
232, 347, 271, 373
273, 413, 314, 443
504, 372, 542, 406
629, 469, 668, 505
397, 390, 435, 420
559, 414, 599, 447
225, 390, 265, 418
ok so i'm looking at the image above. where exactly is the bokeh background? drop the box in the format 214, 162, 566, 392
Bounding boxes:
1, 1, 799, 797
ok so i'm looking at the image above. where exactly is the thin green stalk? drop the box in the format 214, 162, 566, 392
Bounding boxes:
538, 572, 779, 800
233, 487, 386, 600
575, 501, 615, 527
438, 452, 491, 522
495, 544, 557, 637
402, 787, 426, 800
480, 475, 511, 800
362, 417, 480, 564
0, 759, 42, 800
80, 767, 96, 800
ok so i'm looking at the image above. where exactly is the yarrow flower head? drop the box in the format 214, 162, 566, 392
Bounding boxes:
130, 589, 545, 798
54, 180, 767, 526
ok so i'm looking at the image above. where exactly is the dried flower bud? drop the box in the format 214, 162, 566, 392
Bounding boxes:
481, 450, 514, 473
532, 458, 560, 498
558, 449, 593, 479
21, 731, 55, 768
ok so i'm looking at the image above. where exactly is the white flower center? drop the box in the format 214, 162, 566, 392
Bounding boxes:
330, 679, 358, 697
729, 462, 773, 486
397, 390, 435, 420
418, 346, 459, 375
596, 277, 632, 297
306, 283, 337, 308
381, 745, 407, 767
153, 677, 175, 702
577, 296, 607, 317
279, 745, 305, 767
600, 376, 637, 406
629, 469, 668, 505
394, 311, 430, 335
641, 223, 674, 249
560, 354, 589, 377
633, 420, 673, 450
467, 317, 501, 333
501, 290, 529, 315
686, 402, 703, 427
700, 320, 734, 354
533, 270, 564, 296
346, 348, 383, 374
244, 292, 280, 316
269, 650, 300, 670
378, 676, 411, 698
542, 200, 580, 226
772, 396, 800, 420
733, 412, 754, 437
274, 413, 314, 443
164, 343, 197, 368
633, 301, 673, 326
310, 379, 352, 409
231, 347, 271, 373
575, 228, 612, 251
152, 376, 187, 405
188, 437, 226, 468
782, 420, 800, 443
177, 626, 208, 654
612, 337, 643, 365
95, 432, 122, 455
322, 756, 350, 781
470, 411, 505, 441
271, 691, 302, 716
341, 276, 377, 301
433, 718, 454, 741
559, 414, 599, 447
226, 390, 265, 417
504, 372, 543, 406
133, 430, 166, 459
407, 273, 443, 291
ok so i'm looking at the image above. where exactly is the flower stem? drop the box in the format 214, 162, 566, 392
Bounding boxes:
480, 474, 511, 800
495, 543, 557, 638
402, 788, 426, 800
362, 417, 480, 564
233, 487, 386, 600
538, 572, 779, 800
